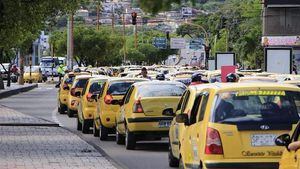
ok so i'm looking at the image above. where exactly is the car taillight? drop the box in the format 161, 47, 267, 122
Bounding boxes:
70, 88, 76, 96
133, 99, 144, 113
205, 127, 223, 155
104, 95, 113, 104
86, 92, 93, 102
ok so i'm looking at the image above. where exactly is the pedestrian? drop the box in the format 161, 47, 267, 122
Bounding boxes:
190, 72, 208, 85
226, 73, 239, 83
140, 67, 151, 80
57, 64, 65, 81
293, 65, 298, 75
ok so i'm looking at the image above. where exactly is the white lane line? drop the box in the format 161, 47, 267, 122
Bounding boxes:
52, 108, 64, 127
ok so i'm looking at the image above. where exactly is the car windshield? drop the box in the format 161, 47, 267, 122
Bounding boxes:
212, 90, 300, 124
107, 81, 140, 95
137, 84, 186, 97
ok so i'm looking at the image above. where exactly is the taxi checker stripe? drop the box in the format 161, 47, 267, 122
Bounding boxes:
205, 162, 279, 169
127, 117, 173, 123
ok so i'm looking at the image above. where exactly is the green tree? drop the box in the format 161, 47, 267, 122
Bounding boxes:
126, 49, 145, 65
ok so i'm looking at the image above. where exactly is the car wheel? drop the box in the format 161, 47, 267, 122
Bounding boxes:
116, 129, 125, 145
77, 116, 82, 131
168, 143, 179, 167
125, 128, 136, 150
93, 121, 99, 137
178, 156, 184, 169
82, 119, 90, 134
99, 122, 108, 141
58, 103, 66, 114
67, 108, 74, 117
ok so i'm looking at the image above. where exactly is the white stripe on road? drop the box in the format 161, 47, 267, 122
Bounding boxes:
52, 108, 64, 127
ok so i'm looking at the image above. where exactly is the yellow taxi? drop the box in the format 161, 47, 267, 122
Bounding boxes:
115, 81, 186, 149
57, 71, 90, 114
283, 80, 300, 87
168, 85, 205, 167
24, 66, 43, 83
77, 76, 108, 134
95, 78, 148, 141
67, 74, 93, 117
57, 72, 75, 114
175, 83, 300, 169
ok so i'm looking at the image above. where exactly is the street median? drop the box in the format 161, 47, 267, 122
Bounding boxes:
0, 83, 38, 99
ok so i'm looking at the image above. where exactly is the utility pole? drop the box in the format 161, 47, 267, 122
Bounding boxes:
67, 14, 74, 70
111, 4, 115, 34
19, 49, 24, 85
96, 2, 100, 31
122, 13, 126, 64
134, 24, 138, 49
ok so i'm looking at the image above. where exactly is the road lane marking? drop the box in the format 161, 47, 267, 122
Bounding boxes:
52, 108, 64, 127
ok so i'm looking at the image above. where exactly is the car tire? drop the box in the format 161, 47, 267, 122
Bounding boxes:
77, 116, 82, 131
125, 128, 136, 150
82, 119, 90, 134
58, 103, 66, 114
178, 156, 184, 169
93, 121, 99, 137
116, 129, 125, 145
99, 122, 109, 141
67, 108, 74, 117
168, 143, 179, 167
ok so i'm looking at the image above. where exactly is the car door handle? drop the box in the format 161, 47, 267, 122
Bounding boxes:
294, 155, 297, 162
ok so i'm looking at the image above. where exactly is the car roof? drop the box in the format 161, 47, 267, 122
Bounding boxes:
89, 76, 109, 83
192, 83, 300, 92
133, 80, 185, 87
74, 74, 93, 80
106, 77, 149, 82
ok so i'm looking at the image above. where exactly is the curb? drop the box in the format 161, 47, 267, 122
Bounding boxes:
0, 84, 38, 99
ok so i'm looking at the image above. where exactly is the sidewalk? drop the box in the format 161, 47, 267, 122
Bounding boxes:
0, 83, 38, 99
0, 105, 117, 169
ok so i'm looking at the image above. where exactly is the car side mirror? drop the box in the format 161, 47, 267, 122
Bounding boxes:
175, 114, 189, 126
55, 83, 60, 88
111, 99, 123, 106
275, 134, 291, 150
118, 99, 124, 106
91, 94, 98, 101
63, 86, 70, 90
75, 91, 81, 97
162, 108, 175, 116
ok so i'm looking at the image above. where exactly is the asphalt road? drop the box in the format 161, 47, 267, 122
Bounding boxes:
0, 83, 172, 169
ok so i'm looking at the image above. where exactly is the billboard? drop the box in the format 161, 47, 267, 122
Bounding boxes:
215, 53, 236, 70
170, 38, 186, 49
264, 48, 292, 74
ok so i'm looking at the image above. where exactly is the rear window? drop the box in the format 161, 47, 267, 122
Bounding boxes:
89, 81, 104, 93
65, 76, 75, 84
74, 79, 88, 88
107, 81, 140, 95
137, 84, 186, 97
212, 90, 300, 124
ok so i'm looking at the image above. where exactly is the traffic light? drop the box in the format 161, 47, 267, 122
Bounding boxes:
131, 12, 137, 25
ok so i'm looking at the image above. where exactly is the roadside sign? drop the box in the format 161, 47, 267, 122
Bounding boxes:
153, 37, 167, 49
170, 38, 186, 49
189, 39, 204, 50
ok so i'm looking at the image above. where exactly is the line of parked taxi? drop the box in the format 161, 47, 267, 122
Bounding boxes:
57, 68, 300, 169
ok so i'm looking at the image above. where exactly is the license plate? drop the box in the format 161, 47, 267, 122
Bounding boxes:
158, 120, 171, 128
251, 134, 277, 147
